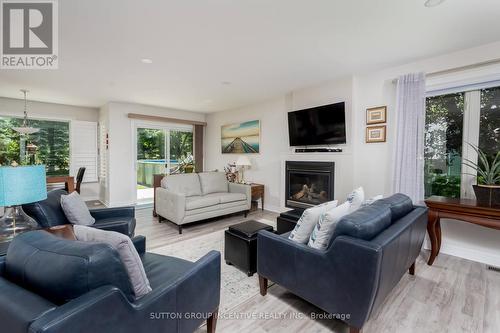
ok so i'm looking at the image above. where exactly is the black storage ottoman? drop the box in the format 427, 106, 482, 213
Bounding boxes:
224, 220, 274, 276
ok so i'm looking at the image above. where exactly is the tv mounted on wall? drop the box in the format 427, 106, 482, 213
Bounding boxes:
287, 102, 346, 146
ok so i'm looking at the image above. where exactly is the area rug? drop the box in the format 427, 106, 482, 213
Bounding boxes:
150, 218, 276, 313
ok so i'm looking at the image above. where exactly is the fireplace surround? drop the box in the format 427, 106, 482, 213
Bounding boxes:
285, 161, 335, 209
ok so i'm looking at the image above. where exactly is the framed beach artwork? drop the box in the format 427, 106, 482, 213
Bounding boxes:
366, 125, 386, 143
221, 120, 260, 154
366, 106, 387, 124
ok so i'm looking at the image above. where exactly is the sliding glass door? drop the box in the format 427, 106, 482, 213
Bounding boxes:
135, 125, 193, 203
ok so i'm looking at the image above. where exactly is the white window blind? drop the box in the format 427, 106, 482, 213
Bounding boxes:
70, 121, 98, 182
98, 122, 107, 185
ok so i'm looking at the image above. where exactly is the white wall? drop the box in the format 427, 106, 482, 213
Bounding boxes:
103, 102, 206, 207
205, 41, 500, 267
0, 97, 101, 201
205, 76, 354, 212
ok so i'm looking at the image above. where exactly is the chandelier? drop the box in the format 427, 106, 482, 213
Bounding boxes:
12, 89, 39, 135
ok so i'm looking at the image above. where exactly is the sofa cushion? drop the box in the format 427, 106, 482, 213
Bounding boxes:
331, 203, 392, 241
60, 191, 95, 226
307, 202, 351, 250
288, 200, 338, 244
5, 231, 135, 304
140, 253, 193, 290
185, 196, 220, 211
73, 226, 152, 300
185, 200, 246, 217
218, 192, 247, 204
161, 173, 202, 197
198, 172, 228, 195
376, 193, 414, 222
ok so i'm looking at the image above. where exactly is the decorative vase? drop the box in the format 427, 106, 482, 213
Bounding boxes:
473, 185, 500, 207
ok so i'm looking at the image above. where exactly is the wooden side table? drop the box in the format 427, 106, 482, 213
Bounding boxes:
250, 183, 265, 211
425, 196, 500, 266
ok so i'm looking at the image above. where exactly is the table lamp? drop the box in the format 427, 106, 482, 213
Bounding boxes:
235, 156, 251, 184
0, 165, 47, 240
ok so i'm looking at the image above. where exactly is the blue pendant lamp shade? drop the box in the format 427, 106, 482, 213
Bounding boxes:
0, 165, 47, 206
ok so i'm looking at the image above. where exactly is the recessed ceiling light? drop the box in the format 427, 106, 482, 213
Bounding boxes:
424, 0, 446, 7
141, 58, 153, 64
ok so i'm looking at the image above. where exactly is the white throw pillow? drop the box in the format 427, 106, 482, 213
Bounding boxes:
307, 202, 351, 250
60, 191, 95, 226
346, 187, 365, 212
73, 225, 152, 299
362, 194, 383, 207
288, 200, 338, 244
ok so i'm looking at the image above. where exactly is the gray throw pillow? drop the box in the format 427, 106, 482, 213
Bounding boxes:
60, 191, 95, 226
73, 225, 152, 299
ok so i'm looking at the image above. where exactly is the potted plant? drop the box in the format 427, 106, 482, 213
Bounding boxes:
462, 144, 500, 207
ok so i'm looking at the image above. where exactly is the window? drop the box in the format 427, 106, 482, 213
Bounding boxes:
0, 117, 70, 176
424, 85, 500, 198
136, 126, 193, 203
424, 93, 464, 198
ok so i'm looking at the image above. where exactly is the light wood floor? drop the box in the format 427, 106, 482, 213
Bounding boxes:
135, 207, 500, 333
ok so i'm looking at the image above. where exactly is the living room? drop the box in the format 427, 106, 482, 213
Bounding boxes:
0, 1, 499, 333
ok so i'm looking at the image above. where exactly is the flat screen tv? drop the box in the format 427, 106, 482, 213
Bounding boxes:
287, 102, 346, 146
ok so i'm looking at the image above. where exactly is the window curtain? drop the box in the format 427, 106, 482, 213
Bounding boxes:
193, 124, 204, 172
392, 72, 426, 203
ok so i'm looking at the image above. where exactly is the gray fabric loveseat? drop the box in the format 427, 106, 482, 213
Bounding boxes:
155, 172, 251, 233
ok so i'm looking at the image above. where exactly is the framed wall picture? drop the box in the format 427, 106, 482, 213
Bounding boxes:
366, 125, 386, 143
221, 120, 260, 154
366, 106, 387, 124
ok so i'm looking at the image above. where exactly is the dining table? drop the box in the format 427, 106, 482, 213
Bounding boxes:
46, 175, 75, 193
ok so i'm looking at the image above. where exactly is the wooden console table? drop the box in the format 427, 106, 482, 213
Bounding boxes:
425, 196, 500, 266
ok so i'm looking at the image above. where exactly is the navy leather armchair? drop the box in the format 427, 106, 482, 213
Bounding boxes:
23, 189, 136, 237
0, 230, 221, 333
257, 194, 428, 333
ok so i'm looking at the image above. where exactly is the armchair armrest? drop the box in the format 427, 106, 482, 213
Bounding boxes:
135, 251, 221, 332
229, 183, 251, 209
155, 187, 186, 224
89, 206, 135, 220
29, 285, 136, 333
131, 236, 146, 254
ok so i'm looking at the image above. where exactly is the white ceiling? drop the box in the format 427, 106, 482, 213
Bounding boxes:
1, 0, 500, 112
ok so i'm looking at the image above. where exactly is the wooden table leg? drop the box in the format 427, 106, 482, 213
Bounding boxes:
427, 210, 439, 266
261, 191, 265, 211
436, 219, 442, 255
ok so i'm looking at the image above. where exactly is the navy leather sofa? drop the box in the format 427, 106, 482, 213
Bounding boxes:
257, 193, 427, 333
23, 189, 136, 237
0, 230, 221, 333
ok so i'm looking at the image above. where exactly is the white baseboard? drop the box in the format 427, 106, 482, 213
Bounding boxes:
424, 237, 500, 267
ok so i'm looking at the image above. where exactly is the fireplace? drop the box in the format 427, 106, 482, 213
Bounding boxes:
285, 161, 335, 209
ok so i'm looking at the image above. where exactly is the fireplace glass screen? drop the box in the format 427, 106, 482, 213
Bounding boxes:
288, 172, 330, 206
